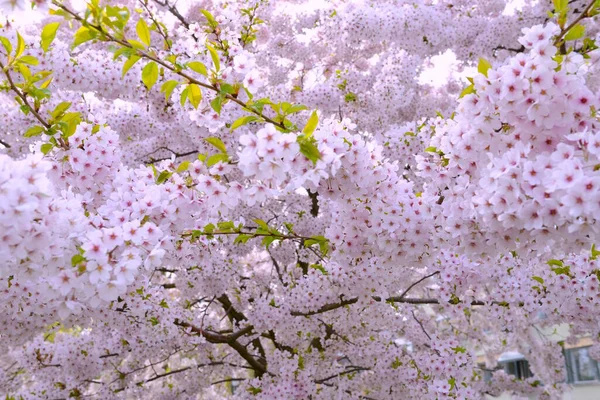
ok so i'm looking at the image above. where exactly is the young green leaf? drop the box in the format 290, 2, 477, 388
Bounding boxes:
210, 95, 223, 114
205, 137, 227, 153
459, 84, 475, 98
122, 55, 141, 77
206, 152, 228, 167
72, 26, 95, 48
477, 58, 492, 77
207, 44, 220, 72
302, 110, 319, 136
187, 83, 202, 108
24, 125, 45, 137
142, 61, 159, 90
200, 9, 217, 27
15, 32, 25, 58
564, 24, 585, 41
17, 55, 38, 66
176, 160, 191, 173
187, 61, 208, 76
41, 22, 60, 52
0, 36, 11, 55
180, 86, 189, 107
231, 115, 259, 130
156, 170, 172, 184
51, 102, 72, 119
297, 136, 321, 164
40, 143, 54, 155
136, 19, 151, 47
160, 80, 179, 101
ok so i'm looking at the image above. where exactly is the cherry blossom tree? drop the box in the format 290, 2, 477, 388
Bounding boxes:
2, 0, 600, 398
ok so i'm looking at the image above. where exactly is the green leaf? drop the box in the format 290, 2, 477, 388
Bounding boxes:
231, 115, 259, 130
72, 26, 95, 48
51, 102, 72, 119
40, 143, 53, 155
205, 137, 227, 153
532, 276, 544, 284
298, 136, 320, 164
24, 125, 45, 137
459, 84, 475, 99
207, 44, 220, 72
200, 9, 217, 27
136, 18, 151, 47
309, 264, 328, 275
122, 55, 141, 77
126, 39, 148, 50
284, 104, 308, 115
0, 36, 12, 55
180, 86, 189, 107
206, 152, 228, 167
547, 259, 563, 267
247, 387, 262, 395
217, 221, 235, 231
262, 235, 278, 248
187, 61, 208, 76
71, 254, 85, 266
592, 244, 600, 260
344, 92, 357, 102
448, 377, 456, 391
552, 266, 571, 276
254, 219, 269, 230
57, 112, 82, 137
18, 55, 38, 65
113, 46, 133, 60
234, 234, 252, 244
156, 170, 172, 184
176, 160, 190, 173
160, 80, 178, 101
553, 0, 568, 13
41, 22, 60, 52
302, 110, 319, 137
477, 58, 492, 77
210, 95, 223, 114
142, 61, 159, 90
159, 299, 169, 308
187, 83, 202, 108
564, 24, 585, 41
15, 32, 25, 58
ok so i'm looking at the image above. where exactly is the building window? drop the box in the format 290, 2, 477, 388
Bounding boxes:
565, 346, 600, 383
500, 359, 533, 380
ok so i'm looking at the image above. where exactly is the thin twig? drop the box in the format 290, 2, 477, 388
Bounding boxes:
51, 1, 290, 131
0, 59, 50, 129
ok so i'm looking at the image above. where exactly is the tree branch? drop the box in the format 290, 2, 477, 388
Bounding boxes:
174, 320, 268, 377
51, 1, 290, 131
0, 59, 51, 129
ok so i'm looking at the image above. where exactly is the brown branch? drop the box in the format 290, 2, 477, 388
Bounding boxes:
211, 377, 246, 386
315, 366, 371, 384
174, 320, 268, 376
394, 271, 439, 301
290, 296, 358, 316
51, 1, 289, 131
152, 0, 190, 29
141, 147, 198, 163
554, 0, 597, 47
0, 59, 51, 129
144, 366, 191, 383
140, 0, 171, 50
411, 310, 432, 341
183, 229, 314, 242
0, 138, 10, 148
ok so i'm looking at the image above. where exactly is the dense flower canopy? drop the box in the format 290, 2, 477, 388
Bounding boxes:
2, 0, 600, 399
